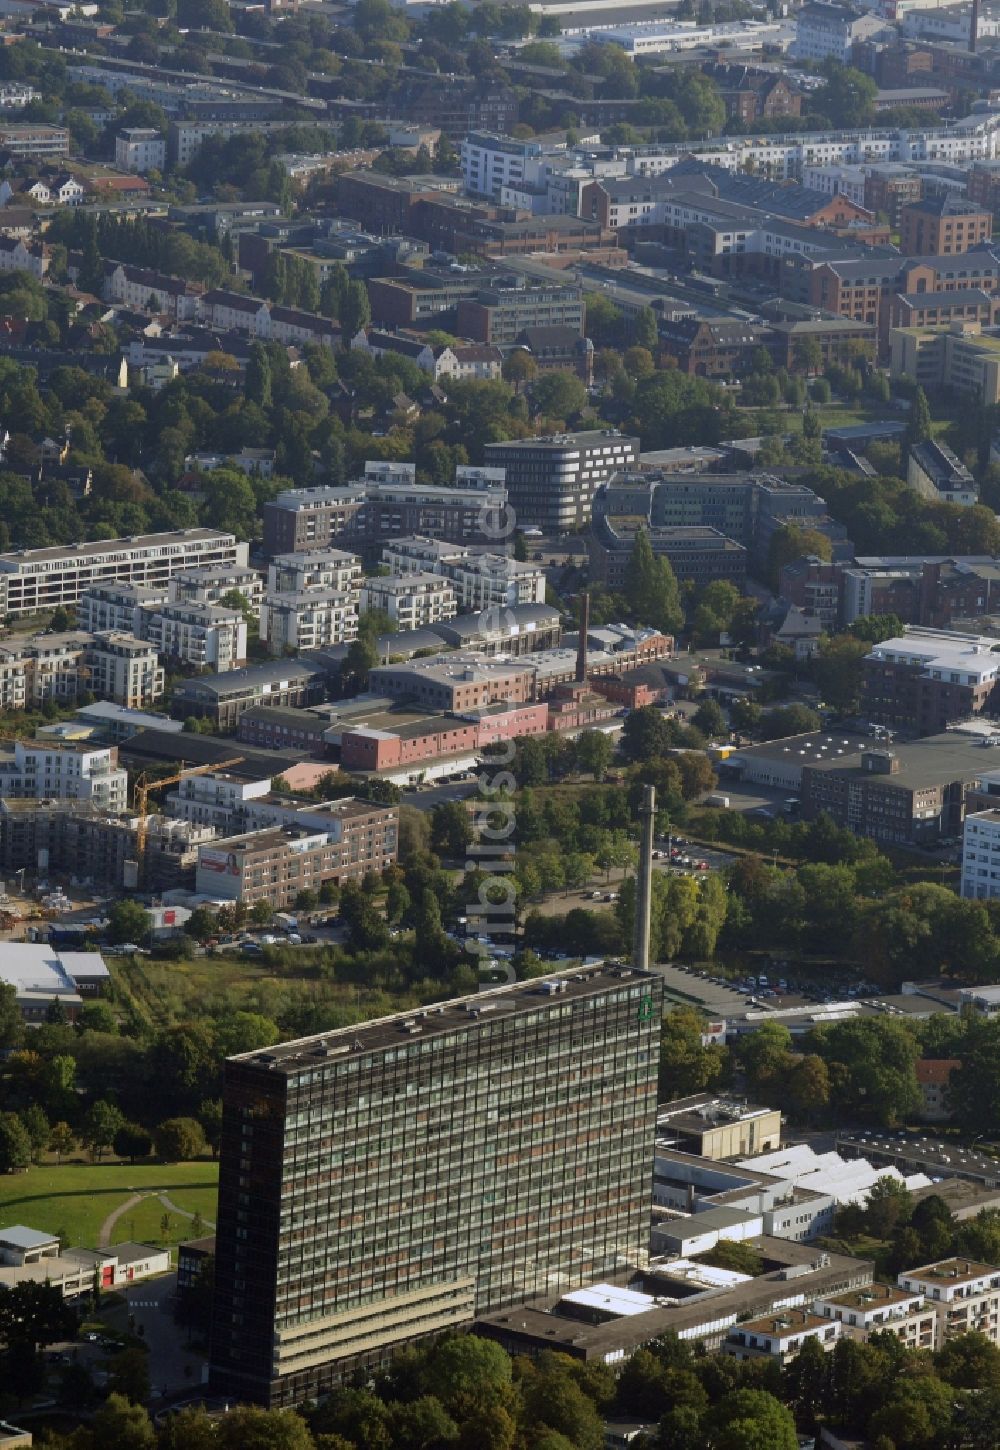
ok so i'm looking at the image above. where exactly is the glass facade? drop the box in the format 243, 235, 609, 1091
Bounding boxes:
210, 968, 662, 1405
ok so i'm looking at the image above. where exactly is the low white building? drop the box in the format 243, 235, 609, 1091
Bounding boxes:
0, 945, 110, 1023
361, 572, 457, 630
814, 1283, 937, 1348
723, 1308, 840, 1364
898, 1258, 1000, 1347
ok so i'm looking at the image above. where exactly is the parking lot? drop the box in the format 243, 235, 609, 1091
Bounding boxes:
652, 963, 750, 1014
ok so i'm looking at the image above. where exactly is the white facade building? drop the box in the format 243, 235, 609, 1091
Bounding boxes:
0, 739, 127, 812
259, 590, 359, 654
801, 164, 868, 204
267, 550, 362, 596
383, 536, 547, 611
115, 127, 166, 173
168, 565, 264, 619
167, 772, 272, 830
141, 601, 247, 671
0, 529, 246, 619
813, 1284, 937, 1348
78, 583, 169, 637
86, 632, 165, 710
897, 1259, 1000, 1347
361, 572, 457, 629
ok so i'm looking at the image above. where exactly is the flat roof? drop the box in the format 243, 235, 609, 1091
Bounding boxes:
802, 730, 996, 791
818, 1283, 920, 1309
730, 730, 868, 768
0, 528, 233, 569
231, 964, 658, 1074
839, 1132, 1000, 1179
0, 1226, 58, 1250
902, 1257, 1000, 1285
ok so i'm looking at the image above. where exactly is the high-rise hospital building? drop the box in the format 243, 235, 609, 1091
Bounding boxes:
210, 965, 662, 1405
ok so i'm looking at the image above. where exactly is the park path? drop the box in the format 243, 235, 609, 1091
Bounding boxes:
157, 1193, 215, 1230
98, 1192, 145, 1250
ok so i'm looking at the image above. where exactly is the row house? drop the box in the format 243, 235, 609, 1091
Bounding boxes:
103, 262, 201, 322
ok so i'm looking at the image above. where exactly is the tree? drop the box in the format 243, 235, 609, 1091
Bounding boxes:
621, 706, 673, 763
109, 1346, 151, 1404
814, 634, 868, 712
22, 1104, 48, 1162
814, 61, 877, 127
758, 704, 822, 740
767, 523, 832, 590
707, 1389, 799, 1450
107, 899, 149, 946
214, 1405, 316, 1450
113, 1122, 152, 1164
340, 279, 371, 340
659, 1006, 725, 1097
155, 1117, 208, 1162
632, 305, 658, 350
692, 698, 727, 738
82, 1100, 124, 1161
624, 529, 683, 634
49, 1121, 75, 1165
905, 384, 932, 449
574, 730, 613, 782
532, 370, 587, 421
88, 1394, 156, 1450
0, 1113, 30, 1174
431, 800, 473, 858
0, 1280, 76, 1350
422, 1335, 513, 1420
502, 349, 537, 392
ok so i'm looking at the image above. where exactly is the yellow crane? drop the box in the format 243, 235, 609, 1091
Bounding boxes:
132, 756, 244, 884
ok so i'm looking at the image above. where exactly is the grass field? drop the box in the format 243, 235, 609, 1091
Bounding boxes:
0, 1159, 219, 1250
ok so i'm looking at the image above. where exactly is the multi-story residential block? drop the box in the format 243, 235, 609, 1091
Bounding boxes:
142, 602, 247, 672
171, 660, 327, 731
900, 195, 992, 256
0, 123, 69, 158
86, 632, 165, 710
484, 432, 639, 532
0, 237, 48, 280
267, 551, 362, 596
0, 739, 127, 813
78, 583, 169, 637
897, 1259, 1000, 1347
793, 3, 890, 61
209, 964, 661, 1404
167, 772, 272, 831
865, 164, 923, 224
114, 127, 166, 173
813, 1284, 936, 1348
259, 589, 359, 655
723, 1308, 840, 1365
262, 464, 506, 558
195, 800, 398, 910
382, 537, 547, 611
168, 565, 264, 618
0, 530, 246, 618
460, 130, 549, 201
102, 262, 200, 321
197, 289, 270, 337
862, 628, 1000, 732
360, 573, 457, 630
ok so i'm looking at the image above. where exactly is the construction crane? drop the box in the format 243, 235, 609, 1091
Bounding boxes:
132, 757, 244, 885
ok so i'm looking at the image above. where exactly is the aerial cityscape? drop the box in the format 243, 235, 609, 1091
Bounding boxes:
4, 0, 1000, 1442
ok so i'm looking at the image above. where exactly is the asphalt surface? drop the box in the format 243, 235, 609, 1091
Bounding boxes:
652, 963, 753, 1014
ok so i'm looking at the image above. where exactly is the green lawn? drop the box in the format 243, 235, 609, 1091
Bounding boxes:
110, 1181, 218, 1250
0, 1159, 219, 1250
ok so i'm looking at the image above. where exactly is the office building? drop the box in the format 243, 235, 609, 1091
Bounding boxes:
484, 432, 639, 532
0, 530, 246, 619
800, 734, 988, 845
900, 196, 992, 256
589, 522, 747, 591
889, 323, 1000, 406
862, 628, 1000, 732
261, 464, 506, 558
209, 964, 661, 1404
455, 278, 585, 346
961, 808, 1000, 900
656, 1094, 782, 1161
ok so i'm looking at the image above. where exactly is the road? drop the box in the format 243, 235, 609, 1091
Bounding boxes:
400, 779, 480, 812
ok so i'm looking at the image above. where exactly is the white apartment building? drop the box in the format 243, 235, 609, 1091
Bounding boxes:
114, 127, 166, 173
86, 632, 165, 710
813, 1284, 936, 1349
461, 131, 551, 201
196, 290, 271, 337
102, 263, 199, 322
723, 1309, 840, 1365
793, 3, 890, 62
361, 572, 457, 630
141, 601, 247, 671
801, 164, 868, 204
956, 812, 997, 899
78, 583, 169, 637
898, 1259, 1000, 1346
383, 536, 547, 611
267, 550, 363, 596
259, 590, 359, 654
0, 529, 246, 618
168, 565, 264, 619
0, 237, 48, 279
166, 771, 272, 831
0, 739, 127, 813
